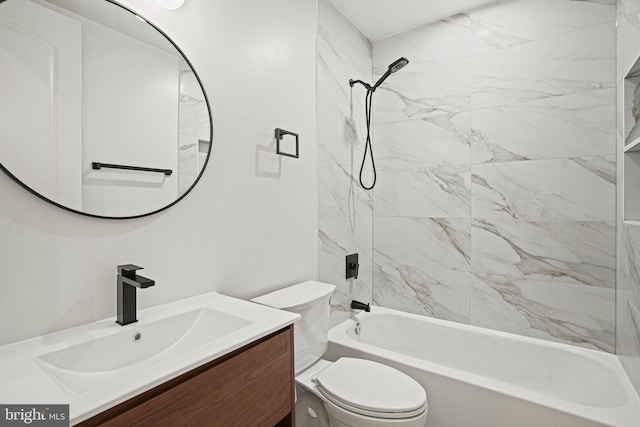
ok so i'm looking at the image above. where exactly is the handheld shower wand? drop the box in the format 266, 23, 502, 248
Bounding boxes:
349, 57, 409, 190
350, 57, 409, 92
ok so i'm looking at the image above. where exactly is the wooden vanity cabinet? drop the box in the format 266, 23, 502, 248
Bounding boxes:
78, 326, 294, 427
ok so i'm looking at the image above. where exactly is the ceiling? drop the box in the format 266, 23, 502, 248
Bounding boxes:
328, 0, 494, 41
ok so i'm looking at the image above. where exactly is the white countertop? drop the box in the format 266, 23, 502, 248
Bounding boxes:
0, 292, 299, 425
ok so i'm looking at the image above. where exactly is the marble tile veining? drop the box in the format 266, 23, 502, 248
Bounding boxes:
376, 112, 471, 169
374, 13, 469, 66
325, 268, 374, 328
317, 0, 375, 320
617, 0, 640, 80
178, 135, 198, 176
618, 0, 640, 392
374, 217, 470, 272
471, 219, 615, 288
372, 13, 470, 123
471, 22, 615, 110
319, 0, 371, 78
318, 102, 366, 167
471, 274, 615, 352
316, 0, 622, 357
623, 76, 640, 145
471, 89, 615, 163
374, 165, 470, 218
179, 94, 209, 139
472, 156, 616, 222
373, 58, 470, 123
319, 161, 372, 220
470, 0, 615, 57
319, 217, 373, 326
620, 223, 640, 306
373, 263, 470, 323
318, 0, 371, 116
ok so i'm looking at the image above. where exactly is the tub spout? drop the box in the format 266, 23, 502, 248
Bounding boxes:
351, 300, 370, 312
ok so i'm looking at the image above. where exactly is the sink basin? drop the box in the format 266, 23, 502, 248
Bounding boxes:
38, 308, 250, 373
36, 308, 251, 393
0, 290, 298, 425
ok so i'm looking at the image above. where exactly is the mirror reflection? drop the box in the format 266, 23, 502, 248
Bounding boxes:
0, 0, 211, 218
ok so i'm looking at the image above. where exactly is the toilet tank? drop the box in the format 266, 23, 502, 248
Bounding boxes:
252, 281, 335, 374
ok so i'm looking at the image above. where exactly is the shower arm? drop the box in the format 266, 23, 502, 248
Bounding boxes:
349, 79, 373, 92
349, 71, 391, 93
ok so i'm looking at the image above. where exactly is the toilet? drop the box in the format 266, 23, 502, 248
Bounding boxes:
252, 281, 428, 427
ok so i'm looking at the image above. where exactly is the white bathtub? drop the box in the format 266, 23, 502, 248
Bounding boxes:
326, 307, 640, 427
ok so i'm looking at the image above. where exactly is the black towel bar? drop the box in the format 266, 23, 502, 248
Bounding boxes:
92, 162, 172, 176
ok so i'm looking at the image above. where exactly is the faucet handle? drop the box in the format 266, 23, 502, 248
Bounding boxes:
117, 264, 144, 277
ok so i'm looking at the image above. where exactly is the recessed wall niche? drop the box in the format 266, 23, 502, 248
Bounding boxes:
624, 56, 640, 223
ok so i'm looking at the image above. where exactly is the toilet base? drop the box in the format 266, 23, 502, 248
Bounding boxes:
296, 386, 331, 427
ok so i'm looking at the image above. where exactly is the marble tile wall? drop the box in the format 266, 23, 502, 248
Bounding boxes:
370, 0, 617, 352
178, 67, 210, 194
317, 0, 373, 326
617, 0, 640, 396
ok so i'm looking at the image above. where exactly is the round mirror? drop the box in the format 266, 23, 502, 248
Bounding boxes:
0, 0, 212, 218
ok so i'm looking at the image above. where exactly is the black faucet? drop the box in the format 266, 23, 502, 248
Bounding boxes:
351, 300, 370, 312
116, 264, 155, 326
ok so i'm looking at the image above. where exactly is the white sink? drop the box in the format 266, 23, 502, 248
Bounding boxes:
0, 292, 299, 424
37, 308, 252, 393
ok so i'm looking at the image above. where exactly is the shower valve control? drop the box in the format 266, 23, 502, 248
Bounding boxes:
346, 253, 359, 280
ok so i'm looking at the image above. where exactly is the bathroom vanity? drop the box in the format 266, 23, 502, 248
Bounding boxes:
79, 326, 294, 427
0, 292, 299, 426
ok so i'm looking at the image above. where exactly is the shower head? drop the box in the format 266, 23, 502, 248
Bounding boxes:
389, 57, 409, 73
372, 57, 409, 90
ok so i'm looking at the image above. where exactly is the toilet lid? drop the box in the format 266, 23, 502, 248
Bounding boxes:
315, 358, 427, 419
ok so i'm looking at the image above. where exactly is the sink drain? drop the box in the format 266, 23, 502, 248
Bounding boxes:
132, 331, 142, 342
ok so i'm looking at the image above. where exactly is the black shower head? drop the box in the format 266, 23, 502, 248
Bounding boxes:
372, 57, 409, 90
389, 57, 409, 73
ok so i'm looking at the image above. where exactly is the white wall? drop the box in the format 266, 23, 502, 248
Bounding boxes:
0, 0, 317, 346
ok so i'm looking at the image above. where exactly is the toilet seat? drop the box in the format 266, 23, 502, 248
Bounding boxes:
314, 358, 428, 420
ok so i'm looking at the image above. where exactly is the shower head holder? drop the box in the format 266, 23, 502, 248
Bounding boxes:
349, 57, 409, 93
349, 79, 373, 92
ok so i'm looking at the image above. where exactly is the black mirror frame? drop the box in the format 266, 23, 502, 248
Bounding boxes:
0, 0, 213, 220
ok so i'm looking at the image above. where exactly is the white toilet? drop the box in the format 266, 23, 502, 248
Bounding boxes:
252, 281, 428, 427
